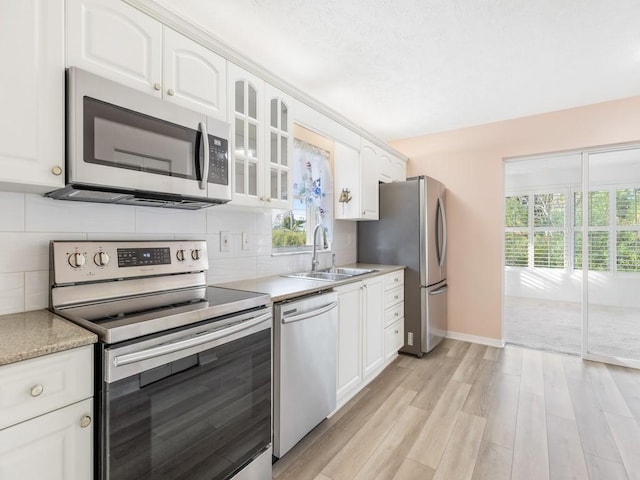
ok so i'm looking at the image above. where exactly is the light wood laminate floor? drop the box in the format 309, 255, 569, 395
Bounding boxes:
272, 339, 640, 480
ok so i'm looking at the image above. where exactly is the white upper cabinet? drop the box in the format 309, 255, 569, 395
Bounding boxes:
162, 28, 227, 120
378, 152, 407, 183
0, 0, 65, 192
66, 0, 163, 95
265, 83, 293, 208
228, 62, 264, 206
228, 64, 292, 208
66, 0, 227, 119
359, 139, 381, 220
334, 139, 379, 220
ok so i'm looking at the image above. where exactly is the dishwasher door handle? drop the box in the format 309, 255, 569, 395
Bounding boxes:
281, 301, 338, 324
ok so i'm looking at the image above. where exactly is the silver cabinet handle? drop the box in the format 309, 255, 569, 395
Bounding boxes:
113, 312, 271, 367
282, 302, 337, 324
80, 416, 92, 428
394, 312, 399, 317
394, 295, 399, 300
30, 384, 44, 397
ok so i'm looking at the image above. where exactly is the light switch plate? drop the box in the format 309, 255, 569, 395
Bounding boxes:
220, 231, 231, 252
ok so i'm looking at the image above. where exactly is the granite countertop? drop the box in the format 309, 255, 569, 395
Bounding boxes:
0, 310, 97, 366
217, 263, 404, 302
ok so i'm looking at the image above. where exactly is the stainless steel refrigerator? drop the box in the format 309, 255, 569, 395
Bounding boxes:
358, 176, 447, 356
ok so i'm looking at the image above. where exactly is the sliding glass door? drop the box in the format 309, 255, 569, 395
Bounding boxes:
585, 148, 640, 365
504, 145, 640, 368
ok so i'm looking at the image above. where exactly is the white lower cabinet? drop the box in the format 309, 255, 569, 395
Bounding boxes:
362, 275, 385, 379
0, 346, 94, 479
0, 398, 93, 480
336, 271, 403, 408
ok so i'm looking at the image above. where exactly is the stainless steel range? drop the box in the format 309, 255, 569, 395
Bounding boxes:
49, 240, 272, 480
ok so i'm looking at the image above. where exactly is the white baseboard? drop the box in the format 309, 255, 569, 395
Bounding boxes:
445, 331, 505, 348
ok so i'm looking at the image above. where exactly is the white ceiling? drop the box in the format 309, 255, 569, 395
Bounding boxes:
154, 0, 640, 142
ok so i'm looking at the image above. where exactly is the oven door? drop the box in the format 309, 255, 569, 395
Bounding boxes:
68, 67, 231, 201
98, 309, 271, 480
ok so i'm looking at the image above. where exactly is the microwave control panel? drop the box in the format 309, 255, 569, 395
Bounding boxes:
208, 135, 229, 186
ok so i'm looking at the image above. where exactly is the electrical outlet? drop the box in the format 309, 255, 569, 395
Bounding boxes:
242, 232, 251, 251
220, 231, 231, 252
407, 331, 414, 346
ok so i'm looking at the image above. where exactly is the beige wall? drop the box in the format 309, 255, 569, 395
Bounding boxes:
389, 96, 640, 341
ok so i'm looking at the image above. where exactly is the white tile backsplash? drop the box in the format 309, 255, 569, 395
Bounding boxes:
135, 206, 207, 234
0, 192, 25, 231
1, 194, 356, 315
25, 195, 136, 232
0, 273, 24, 315
25, 270, 49, 311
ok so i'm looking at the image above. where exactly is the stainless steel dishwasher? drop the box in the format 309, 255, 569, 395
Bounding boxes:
273, 290, 338, 458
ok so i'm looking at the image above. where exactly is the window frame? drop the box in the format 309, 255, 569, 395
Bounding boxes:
506, 183, 640, 274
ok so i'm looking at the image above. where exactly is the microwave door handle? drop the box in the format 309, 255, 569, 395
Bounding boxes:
197, 122, 210, 190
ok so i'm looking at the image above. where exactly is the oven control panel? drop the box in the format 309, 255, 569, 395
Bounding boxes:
51, 240, 208, 285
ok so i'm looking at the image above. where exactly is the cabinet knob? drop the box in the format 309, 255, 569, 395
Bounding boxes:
51, 166, 63, 176
153, 82, 161, 91
30, 384, 44, 397
394, 295, 399, 300
394, 278, 399, 283
394, 312, 399, 317
362, 211, 366, 215
167, 88, 175, 96
80, 416, 92, 428
395, 329, 399, 334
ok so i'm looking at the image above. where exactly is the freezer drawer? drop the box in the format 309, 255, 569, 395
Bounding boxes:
421, 281, 447, 353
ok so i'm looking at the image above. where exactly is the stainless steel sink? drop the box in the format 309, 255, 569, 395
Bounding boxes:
319, 267, 377, 276
283, 271, 351, 282
283, 267, 377, 282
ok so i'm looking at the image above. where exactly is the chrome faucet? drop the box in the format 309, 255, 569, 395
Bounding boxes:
311, 224, 325, 271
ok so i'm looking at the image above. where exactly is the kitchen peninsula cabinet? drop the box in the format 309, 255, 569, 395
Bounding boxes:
67, 0, 227, 120
0, 0, 65, 192
228, 63, 293, 208
0, 346, 93, 480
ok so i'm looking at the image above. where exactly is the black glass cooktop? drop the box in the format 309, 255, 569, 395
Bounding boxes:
53, 286, 271, 344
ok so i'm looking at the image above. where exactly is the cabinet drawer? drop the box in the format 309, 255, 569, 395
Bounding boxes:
0, 346, 93, 430
385, 303, 404, 328
384, 270, 404, 290
384, 319, 404, 361
385, 286, 404, 309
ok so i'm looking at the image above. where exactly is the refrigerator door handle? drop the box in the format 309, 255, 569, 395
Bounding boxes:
436, 197, 447, 267
429, 284, 448, 295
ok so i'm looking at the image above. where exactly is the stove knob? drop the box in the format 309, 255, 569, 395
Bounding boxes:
176, 249, 186, 262
94, 251, 110, 267
191, 249, 201, 261
68, 252, 86, 268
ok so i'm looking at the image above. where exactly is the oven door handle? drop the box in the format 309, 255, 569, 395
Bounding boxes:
112, 312, 271, 367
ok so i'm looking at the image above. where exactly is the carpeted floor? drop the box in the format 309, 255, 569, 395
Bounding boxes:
505, 295, 640, 360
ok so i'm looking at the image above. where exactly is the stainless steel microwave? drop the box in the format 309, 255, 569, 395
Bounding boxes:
46, 67, 231, 209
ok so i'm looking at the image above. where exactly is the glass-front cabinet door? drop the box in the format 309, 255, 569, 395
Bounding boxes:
265, 83, 292, 209
228, 63, 263, 206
